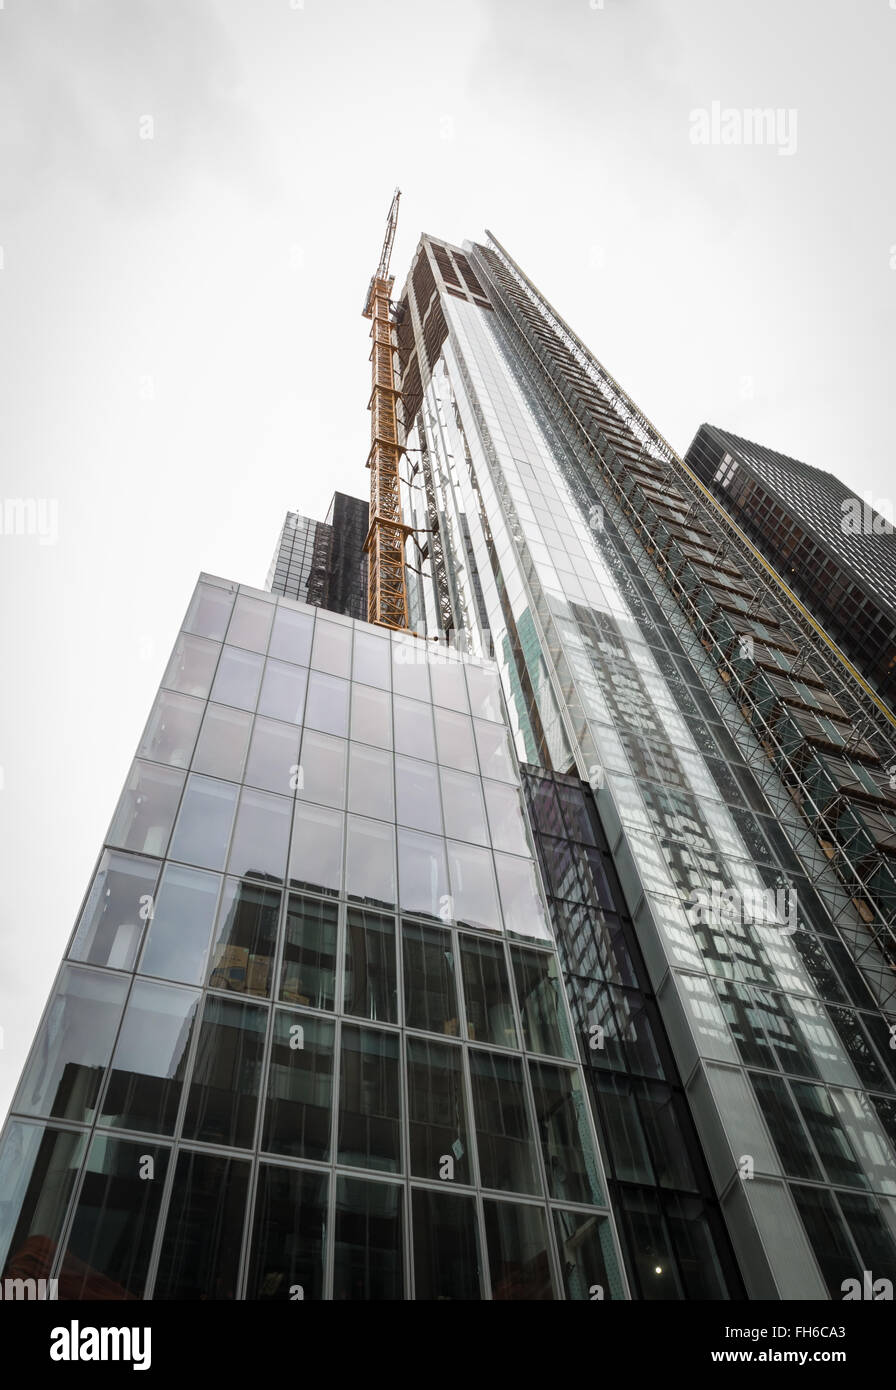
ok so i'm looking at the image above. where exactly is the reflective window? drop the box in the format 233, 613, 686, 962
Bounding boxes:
297, 729, 347, 809
447, 840, 502, 932
460, 937, 517, 1047
351, 683, 392, 749
208, 879, 280, 997
182, 997, 267, 1150
353, 631, 391, 689
70, 850, 158, 971
311, 618, 352, 678
407, 1037, 471, 1183
403, 921, 459, 1035
153, 1150, 249, 1300
466, 664, 503, 721
162, 632, 220, 699
168, 774, 238, 872
394, 696, 436, 762
102, 980, 199, 1134
280, 893, 338, 1010
412, 1189, 481, 1300
184, 581, 235, 641
440, 767, 489, 844
398, 829, 449, 920
139, 864, 220, 985
333, 1176, 404, 1300
304, 671, 350, 737
257, 658, 308, 725
62, 1136, 170, 1300
430, 660, 468, 712
511, 946, 575, 1058
392, 645, 430, 701
262, 1011, 335, 1161
13, 966, 128, 1123
792, 1082, 868, 1189
227, 788, 291, 881
837, 1191, 896, 1284
749, 1071, 823, 1180
289, 804, 344, 895
244, 717, 300, 796
396, 755, 443, 835
337, 1025, 402, 1172
107, 761, 185, 859
434, 707, 478, 772
474, 719, 517, 782
469, 1051, 542, 1195
484, 781, 531, 856
268, 605, 313, 666
0, 1123, 86, 1285
495, 854, 551, 941
484, 1199, 554, 1300
344, 907, 398, 1022
348, 743, 395, 821
790, 1185, 860, 1296
138, 690, 203, 769
553, 1209, 623, 1301
192, 703, 252, 782
226, 594, 274, 654
247, 1165, 327, 1300
529, 1061, 603, 1204
209, 646, 263, 711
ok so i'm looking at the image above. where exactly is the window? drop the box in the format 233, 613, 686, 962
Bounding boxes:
257, 659, 308, 725
484, 1199, 553, 1300
138, 691, 204, 769
247, 1165, 327, 1300
226, 594, 274, 654
529, 1061, 603, 1204
102, 980, 199, 1134
70, 850, 158, 971
153, 1151, 250, 1300
311, 618, 352, 678
304, 671, 350, 738
350, 684, 392, 749
192, 704, 252, 782
469, 1050, 541, 1195
394, 696, 436, 761
332, 1177, 404, 1300
297, 729, 346, 809
244, 717, 301, 796
289, 804, 344, 895
434, 707, 478, 772
162, 633, 220, 699
207, 879, 280, 997
353, 631, 391, 689
496, 855, 551, 942
447, 840, 502, 932
227, 788, 291, 881
337, 1025, 402, 1172
280, 893, 337, 1009
412, 1189, 481, 1300
107, 761, 185, 859
262, 1012, 335, 1161
182, 997, 267, 1149
0, 1124, 86, 1287
407, 1037, 471, 1184
460, 937, 517, 1046
439, 767, 489, 844
344, 907, 398, 1022
348, 743, 394, 821
268, 606, 313, 666
168, 775, 238, 872
183, 581, 235, 641
398, 829, 448, 920
139, 864, 221, 986
403, 922, 459, 1035
396, 756, 442, 834
209, 646, 263, 711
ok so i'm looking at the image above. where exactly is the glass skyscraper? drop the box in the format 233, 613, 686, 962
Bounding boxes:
2, 228, 896, 1302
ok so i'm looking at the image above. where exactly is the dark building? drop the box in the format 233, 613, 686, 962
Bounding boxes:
267, 492, 369, 621
684, 424, 896, 710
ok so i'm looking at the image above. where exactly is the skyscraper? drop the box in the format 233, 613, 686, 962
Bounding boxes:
2, 229, 896, 1302
684, 424, 896, 710
267, 492, 369, 619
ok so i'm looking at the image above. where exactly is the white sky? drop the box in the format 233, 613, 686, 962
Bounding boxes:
1, 0, 895, 1117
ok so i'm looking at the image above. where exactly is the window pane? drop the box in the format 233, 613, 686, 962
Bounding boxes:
484, 1199, 554, 1300
434, 707, 478, 773
168, 774, 238, 872
305, 671, 350, 737
153, 1151, 249, 1300
348, 743, 395, 821
208, 879, 280, 997
529, 1061, 603, 1204
344, 907, 398, 1022
403, 921, 459, 1035
289, 803, 344, 895
62, 1137, 170, 1299
351, 683, 392, 749
297, 729, 347, 809
258, 658, 308, 725
139, 864, 220, 985
430, 659, 468, 712
333, 1176, 404, 1300
392, 640, 430, 701
192, 703, 252, 781
413, 1189, 481, 1300
13, 966, 128, 1124
162, 632, 220, 699
394, 696, 436, 762
0, 1123, 86, 1285
279, 893, 338, 1010
107, 761, 185, 858
227, 788, 291, 881
474, 719, 517, 782
102, 980, 199, 1134
138, 690, 204, 769
268, 606, 313, 665
396, 755, 443, 834
262, 1011, 335, 1161
210, 646, 263, 711
70, 850, 158, 971
398, 828, 448, 919
484, 781, 530, 856
182, 997, 267, 1149
226, 593, 274, 654
790, 1185, 860, 1296
337, 1025, 402, 1173
792, 1082, 868, 1189
311, 617, 352, 678
440, 767, 489, 844
353, 631, 391, 689
496, 854, 551, 942
553, 1209, 624, 1301
184, 581, 235, 641
749, 1071, 823, 1180
447, 840, 502, 932
245, 717, 301, 796
466, 663, 503, 721
247, 1165, 328, 1300
460, 937, 517, 1047
407, 1037, 471, 1183
592, 1073, 655, 1184
837, 1191, 896, 1284
510, 946, 575, 1059
469, 1051, 541, 1195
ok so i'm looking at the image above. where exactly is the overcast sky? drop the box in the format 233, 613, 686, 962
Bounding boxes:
1, 0, 894, 1117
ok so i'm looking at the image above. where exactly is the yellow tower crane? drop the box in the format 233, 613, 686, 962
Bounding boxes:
362, 188, 412, 631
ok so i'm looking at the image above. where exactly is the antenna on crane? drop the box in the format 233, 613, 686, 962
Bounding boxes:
362, 189, 412, 631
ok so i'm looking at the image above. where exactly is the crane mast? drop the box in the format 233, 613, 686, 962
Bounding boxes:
362, 189, 411, 631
